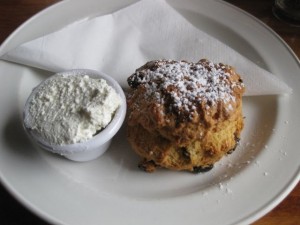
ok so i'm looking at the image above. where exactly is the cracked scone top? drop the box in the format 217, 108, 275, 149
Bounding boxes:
127, 59, 245, 172
127, 59, 245, 144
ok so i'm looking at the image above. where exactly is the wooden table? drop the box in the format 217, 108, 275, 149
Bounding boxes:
0, 1, 299, 224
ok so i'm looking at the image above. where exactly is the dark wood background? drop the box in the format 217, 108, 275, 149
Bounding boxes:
0, 0, 299, 224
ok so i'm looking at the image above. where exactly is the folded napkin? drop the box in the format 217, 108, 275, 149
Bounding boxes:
1, 0, 292, 95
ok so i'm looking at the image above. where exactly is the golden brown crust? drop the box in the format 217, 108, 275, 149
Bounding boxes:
127, 103, 243, 172
126, 59, 245, 172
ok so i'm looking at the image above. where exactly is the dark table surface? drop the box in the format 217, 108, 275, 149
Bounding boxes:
0, 0, 299, 224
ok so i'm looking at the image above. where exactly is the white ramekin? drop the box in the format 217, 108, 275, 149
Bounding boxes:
23, 69, 126, 162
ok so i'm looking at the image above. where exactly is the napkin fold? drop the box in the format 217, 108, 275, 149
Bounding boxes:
1, 0, 292, 95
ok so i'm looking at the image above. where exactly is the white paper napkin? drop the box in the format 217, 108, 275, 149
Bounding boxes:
1, 0, 292, 95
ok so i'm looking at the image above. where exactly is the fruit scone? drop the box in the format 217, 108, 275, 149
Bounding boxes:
126, 59, 245, 173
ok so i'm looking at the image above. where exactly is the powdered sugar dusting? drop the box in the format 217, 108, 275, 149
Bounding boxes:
128, 59, 244, 117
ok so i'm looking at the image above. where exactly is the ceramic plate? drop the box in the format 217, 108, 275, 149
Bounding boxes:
0, 0, 299, 225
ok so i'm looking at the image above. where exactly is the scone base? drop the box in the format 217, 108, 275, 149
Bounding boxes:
127, 115, 243, 173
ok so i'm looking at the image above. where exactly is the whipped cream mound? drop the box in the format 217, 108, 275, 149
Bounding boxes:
24, 74, 121, 145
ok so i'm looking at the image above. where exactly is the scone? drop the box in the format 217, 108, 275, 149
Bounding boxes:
126, 59, 245, 172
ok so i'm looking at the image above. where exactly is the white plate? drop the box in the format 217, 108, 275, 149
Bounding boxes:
0, 0, 299, 225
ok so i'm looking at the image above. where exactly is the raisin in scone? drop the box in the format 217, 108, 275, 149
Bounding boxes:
127, 59, 245, 172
